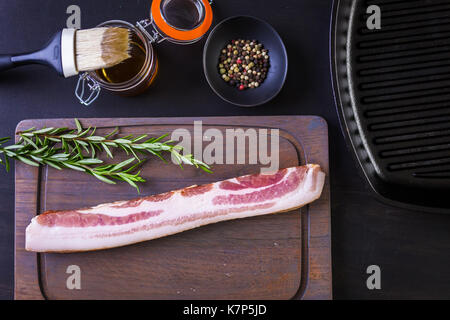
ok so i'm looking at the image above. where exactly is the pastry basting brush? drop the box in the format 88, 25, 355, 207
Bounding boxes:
0, 27, 130, 77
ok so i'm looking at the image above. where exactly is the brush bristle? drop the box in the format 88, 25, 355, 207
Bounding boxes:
75, 27, 131, 72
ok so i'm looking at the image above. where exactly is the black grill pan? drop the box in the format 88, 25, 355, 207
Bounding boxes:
331, 0, 450, 214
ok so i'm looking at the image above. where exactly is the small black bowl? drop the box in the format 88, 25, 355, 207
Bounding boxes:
203, 16, 288, 107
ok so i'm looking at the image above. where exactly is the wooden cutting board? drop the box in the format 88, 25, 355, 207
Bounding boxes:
15, 116, 331, 300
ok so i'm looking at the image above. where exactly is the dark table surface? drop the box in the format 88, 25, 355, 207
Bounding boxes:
0, 0, 449, 300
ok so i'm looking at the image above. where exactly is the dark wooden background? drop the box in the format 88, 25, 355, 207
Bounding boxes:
0, 0, 449, 299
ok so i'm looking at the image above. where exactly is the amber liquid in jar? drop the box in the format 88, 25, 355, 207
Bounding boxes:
91, 28, 158, 97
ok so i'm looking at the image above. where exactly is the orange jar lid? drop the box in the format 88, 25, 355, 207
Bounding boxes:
151, 0, 213, 42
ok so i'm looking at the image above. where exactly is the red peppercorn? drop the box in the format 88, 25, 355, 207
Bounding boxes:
239, 85, 245, 91
237, 59, 242, 64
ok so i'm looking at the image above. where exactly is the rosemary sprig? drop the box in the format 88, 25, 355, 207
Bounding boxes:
0, 119, 211, 192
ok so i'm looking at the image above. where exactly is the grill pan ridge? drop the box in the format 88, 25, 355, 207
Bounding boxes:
331, 0, 450, 213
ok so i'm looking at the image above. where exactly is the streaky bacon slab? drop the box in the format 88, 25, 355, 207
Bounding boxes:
25, 165, 326, 253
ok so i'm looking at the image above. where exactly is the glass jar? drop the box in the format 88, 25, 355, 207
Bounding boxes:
75, 0, 213, 106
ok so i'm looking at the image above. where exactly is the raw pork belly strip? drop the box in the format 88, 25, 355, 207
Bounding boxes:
26, 165, 325, 253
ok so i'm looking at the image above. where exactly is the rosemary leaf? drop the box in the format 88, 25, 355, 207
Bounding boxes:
60, 134, 78, 139
101, 143, 113, 159
114, 139, 132, 144
63, 163, 86, 172
92, 172, 116, 185
111, 158, 136, 172
4, 155, 10, 172
86, 136, 106, 142
44, 160, 62, 171
4, 145, 24, 150
76, 158, 104, 166
33, 127, 54, 135
75, 119, 82, 133
16, 156, 39, 167
21, 135, 38, 149
104, 127, 119, 139
30, 155, 43, 162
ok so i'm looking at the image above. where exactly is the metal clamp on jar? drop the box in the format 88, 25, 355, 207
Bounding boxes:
76, 0, 213, 106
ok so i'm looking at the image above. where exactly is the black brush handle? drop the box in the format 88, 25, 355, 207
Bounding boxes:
0, 31, 64, 76
0, 55, 14, 72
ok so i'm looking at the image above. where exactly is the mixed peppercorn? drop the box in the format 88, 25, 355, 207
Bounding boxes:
218, 39, 270, 90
